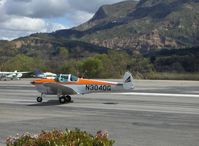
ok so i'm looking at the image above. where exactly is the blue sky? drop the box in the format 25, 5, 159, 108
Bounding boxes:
0, 0, 127, 40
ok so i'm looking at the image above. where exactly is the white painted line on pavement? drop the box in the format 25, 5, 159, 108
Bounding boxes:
111, 92, 199, 97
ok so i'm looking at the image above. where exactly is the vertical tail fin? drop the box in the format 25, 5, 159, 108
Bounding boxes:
123, 72, 135, 90
34, 69, 42, 76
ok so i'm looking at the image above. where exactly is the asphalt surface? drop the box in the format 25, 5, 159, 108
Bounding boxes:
0, 79, 199, 146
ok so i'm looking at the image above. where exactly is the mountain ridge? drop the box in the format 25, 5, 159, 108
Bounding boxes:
51, 0, 199, 52
1, 0, 199, 60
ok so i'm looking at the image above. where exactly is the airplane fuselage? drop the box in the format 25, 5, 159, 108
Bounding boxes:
32, 78, 124, 95
31, 72, 134, 103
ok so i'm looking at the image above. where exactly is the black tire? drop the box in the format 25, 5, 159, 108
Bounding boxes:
59, 96, 67, 104
37, 97, 43, 102
65, 95, 71, 102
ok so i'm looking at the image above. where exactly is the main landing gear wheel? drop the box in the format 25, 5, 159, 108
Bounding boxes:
37, 96, 43, 102
59, 95, 71, 104
66, 95, 71, 102
59, 96, 67, 104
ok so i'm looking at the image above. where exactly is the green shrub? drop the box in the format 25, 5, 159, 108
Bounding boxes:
6, 129, 115, 146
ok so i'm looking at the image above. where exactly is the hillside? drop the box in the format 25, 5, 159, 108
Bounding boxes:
0, 0, 199, 78
53, 0, 199, 52
0, 34, 109, 62
1, 0, 199, 58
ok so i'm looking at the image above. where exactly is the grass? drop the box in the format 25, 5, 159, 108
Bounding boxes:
144, 72, 199, 80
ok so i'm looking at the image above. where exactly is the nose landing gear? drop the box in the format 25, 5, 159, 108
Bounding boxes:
36, 93, 44, 102
37, 96, 43, 102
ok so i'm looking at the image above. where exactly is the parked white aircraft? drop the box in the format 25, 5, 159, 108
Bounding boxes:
34, 70, 57, 79
0, 70, 29, 80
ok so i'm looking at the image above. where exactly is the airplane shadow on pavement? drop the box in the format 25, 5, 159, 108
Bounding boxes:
27, 100, 74, 106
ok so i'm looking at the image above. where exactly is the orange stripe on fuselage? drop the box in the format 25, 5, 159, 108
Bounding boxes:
67, 79, 115, 85
32, 78, 56, 84
32, 78, 116, 85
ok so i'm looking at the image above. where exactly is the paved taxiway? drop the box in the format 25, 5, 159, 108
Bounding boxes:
0, 79, 199, 146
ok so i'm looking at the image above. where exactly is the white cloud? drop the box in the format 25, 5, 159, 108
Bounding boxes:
65, 10, 94, 25
0, 0, 127, 40
0, 22, 67, 40
0, 16, 67, 40
68, 0, 127, 13
0, 0, 9, 22
0, 29, 30, 40
0, 17, 46, 31
4, 0, 127, 18
4, 0, 69, 18
0, 0, 68, 40
45, 22, 67, 32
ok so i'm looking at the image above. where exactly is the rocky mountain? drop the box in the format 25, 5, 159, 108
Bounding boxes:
52, 0, 199, 52
1, 0, 199, 60
0, 34, 109, 63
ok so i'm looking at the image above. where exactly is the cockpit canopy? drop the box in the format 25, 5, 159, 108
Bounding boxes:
56, 74, 78, 82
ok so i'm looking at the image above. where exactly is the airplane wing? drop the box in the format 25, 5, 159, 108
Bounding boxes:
0, 72, 10, 75
18, 72, 30, 74
43, 83, 79, 95
0, 73, 13, 77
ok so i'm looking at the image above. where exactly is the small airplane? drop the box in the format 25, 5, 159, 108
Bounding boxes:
34, 69, 57, 79
31, 72, 135, 104
0, 70, 29, 81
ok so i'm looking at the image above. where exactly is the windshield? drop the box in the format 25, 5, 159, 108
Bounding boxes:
57, 74, 69, 82
56, 74, 78, 82
70, 75, 78, 81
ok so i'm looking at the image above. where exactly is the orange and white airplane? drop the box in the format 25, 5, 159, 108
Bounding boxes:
31, 72, 134, 104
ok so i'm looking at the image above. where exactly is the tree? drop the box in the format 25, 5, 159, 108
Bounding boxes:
130, 54, 154, 78
79, 57, 104, 78
60, 60, 79, 75
107, 50, 131, 78
2, 54, 45, 71
58, 47, 69, 61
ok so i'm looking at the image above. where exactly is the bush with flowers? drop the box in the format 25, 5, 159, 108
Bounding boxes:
6, 128, 115, 146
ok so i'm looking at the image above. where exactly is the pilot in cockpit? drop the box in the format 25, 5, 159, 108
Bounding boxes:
56, 74, 78, 82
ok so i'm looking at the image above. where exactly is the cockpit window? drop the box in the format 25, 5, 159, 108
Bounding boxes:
56, 74, 78, 82
70, 75, 78, 81
57, 74, 69, 82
